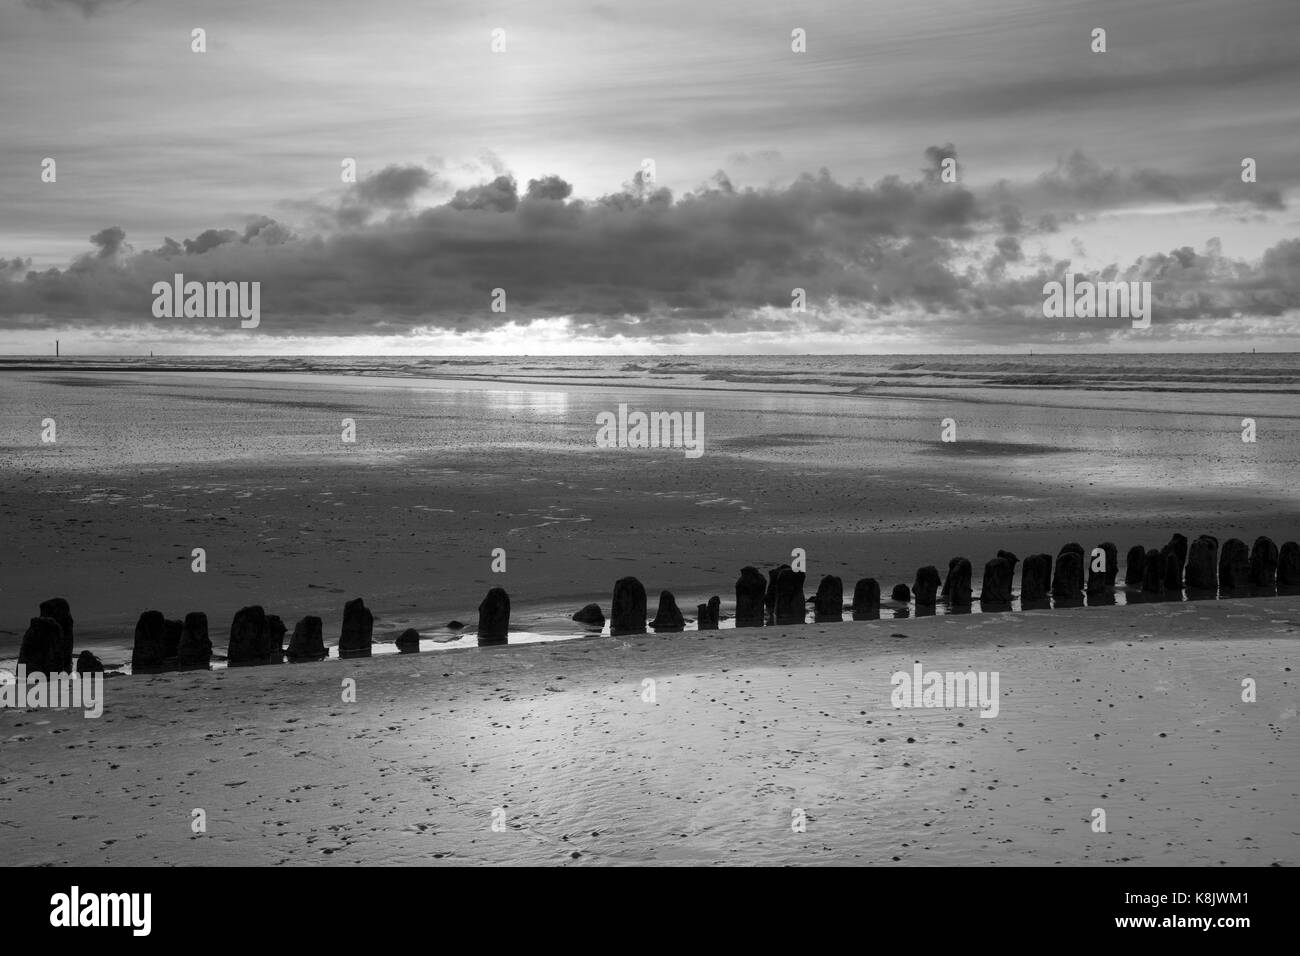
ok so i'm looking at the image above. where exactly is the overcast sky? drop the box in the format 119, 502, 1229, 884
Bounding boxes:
1, 0, 1298, 354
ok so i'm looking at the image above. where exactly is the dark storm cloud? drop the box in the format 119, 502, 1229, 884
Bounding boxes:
449, 175, 520, 213
525, 175, 574, 202
0, 151, 1294, 339
0, 158, 977, 334
1037, 151, 1187, 207
242, 216, 295, 245
88, 226, 127, 258
354, 165, 435, 208
995, 236, 1023, 261
0, 257, 32, 280
182, 229, 238, 256
335, 165, 443, 228
1121, 238, 1300, 320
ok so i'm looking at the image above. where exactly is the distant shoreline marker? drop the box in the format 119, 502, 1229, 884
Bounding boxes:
55, 339, 59, 357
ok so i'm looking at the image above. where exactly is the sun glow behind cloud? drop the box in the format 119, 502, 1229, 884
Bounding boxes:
2, 0, 1298, 353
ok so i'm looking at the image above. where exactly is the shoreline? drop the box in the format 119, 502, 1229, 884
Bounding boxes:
3, 360, 1300, 420
7, 581, 1300, 677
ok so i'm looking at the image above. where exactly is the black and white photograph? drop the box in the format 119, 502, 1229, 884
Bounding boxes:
0, 0, 1296, 917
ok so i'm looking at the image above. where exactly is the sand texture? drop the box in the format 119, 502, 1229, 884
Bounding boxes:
3, 596, 1296, 866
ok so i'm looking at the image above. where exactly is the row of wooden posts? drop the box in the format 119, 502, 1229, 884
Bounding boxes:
12, 533, 1299, 673
602, 533, 1300, 635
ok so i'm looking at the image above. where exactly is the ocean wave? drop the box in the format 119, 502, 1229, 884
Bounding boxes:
4, 353, 1298, 395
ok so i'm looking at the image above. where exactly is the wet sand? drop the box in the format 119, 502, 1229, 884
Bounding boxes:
2, 596, 1296, 866
2, 369, 1298, 664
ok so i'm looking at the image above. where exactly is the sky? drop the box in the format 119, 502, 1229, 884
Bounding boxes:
1, 0, 1298, 354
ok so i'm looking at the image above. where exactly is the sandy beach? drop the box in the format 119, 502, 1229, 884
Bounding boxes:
2, 359, 1297, 867
2, 595, 1296, 866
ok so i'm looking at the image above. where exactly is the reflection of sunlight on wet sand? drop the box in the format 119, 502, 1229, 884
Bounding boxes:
479, 388, 572, 417
4, 370, 1297, 503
